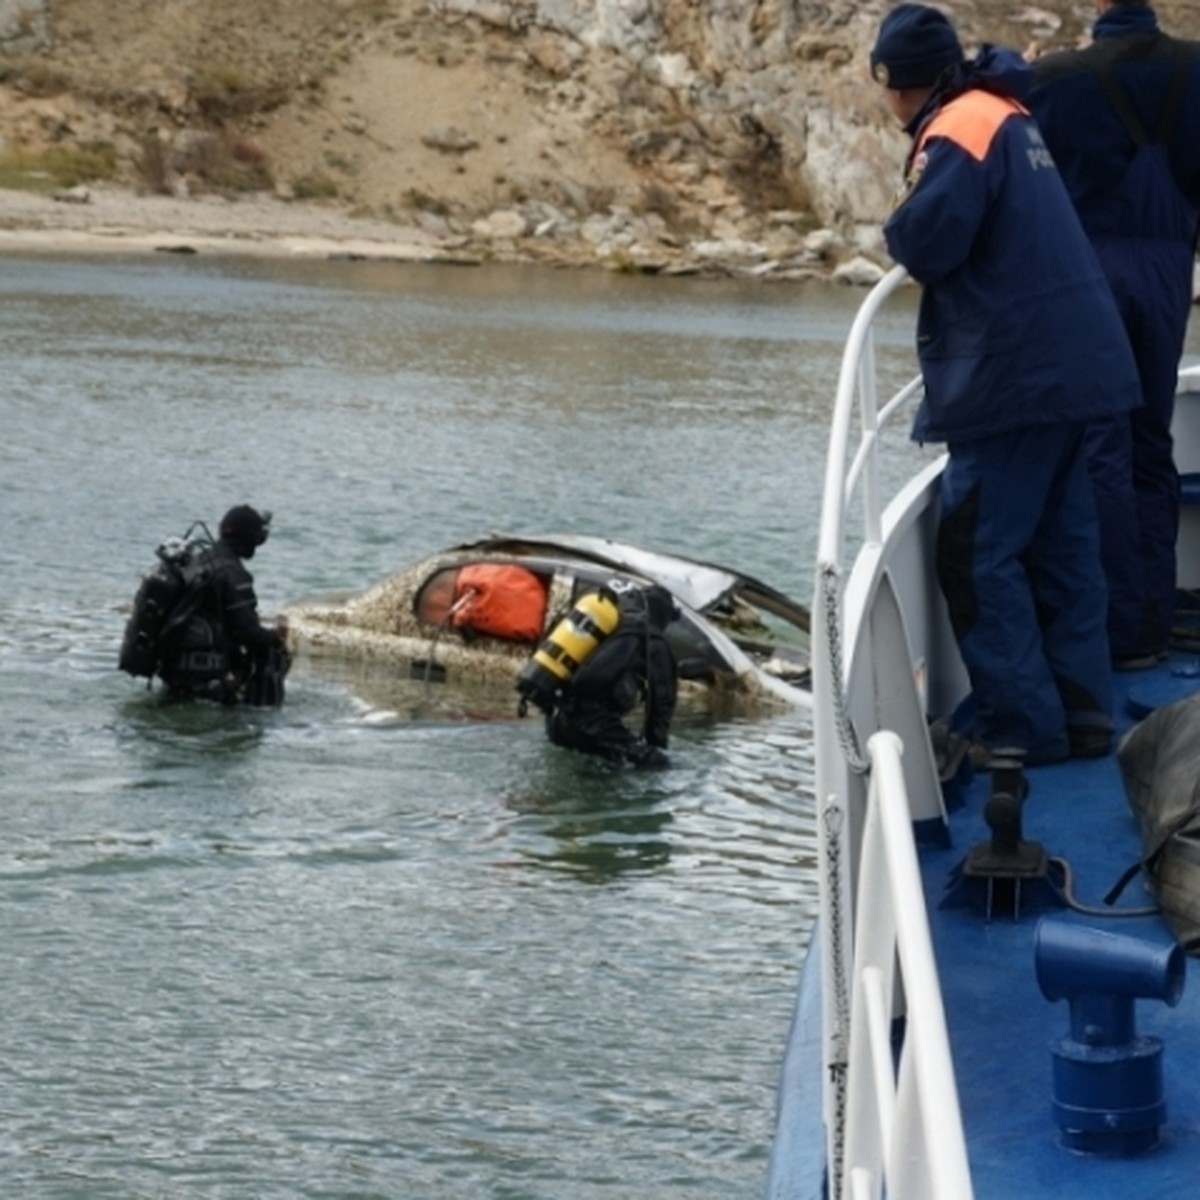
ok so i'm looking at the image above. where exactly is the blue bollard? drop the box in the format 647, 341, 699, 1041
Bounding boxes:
1034, 916, 1186, 1155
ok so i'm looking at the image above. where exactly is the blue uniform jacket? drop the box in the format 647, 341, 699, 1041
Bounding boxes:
884, 46, 1140, 445
1028, 4, 1200, 240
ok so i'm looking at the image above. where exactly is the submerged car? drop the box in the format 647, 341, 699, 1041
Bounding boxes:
281, 534, 811, 713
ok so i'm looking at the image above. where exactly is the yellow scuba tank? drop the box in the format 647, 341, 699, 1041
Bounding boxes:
516, 586, 621, 715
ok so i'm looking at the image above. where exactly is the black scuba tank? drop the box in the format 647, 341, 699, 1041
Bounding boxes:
118, 529, 212, 680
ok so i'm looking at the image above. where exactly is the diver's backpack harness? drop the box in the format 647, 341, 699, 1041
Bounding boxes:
118, 523, 215, 683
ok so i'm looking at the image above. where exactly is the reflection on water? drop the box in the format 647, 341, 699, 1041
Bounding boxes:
3, 252, 841, 1199
505, 762, 677, 881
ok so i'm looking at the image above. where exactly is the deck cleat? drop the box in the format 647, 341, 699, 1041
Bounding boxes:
962, 749, 1050, 920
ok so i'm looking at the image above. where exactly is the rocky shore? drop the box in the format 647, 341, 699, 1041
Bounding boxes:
0, 182, 888, 285
8, 183, 1194, 303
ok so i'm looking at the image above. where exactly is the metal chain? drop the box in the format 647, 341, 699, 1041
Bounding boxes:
818, 560, 869, 1199
820, 562, 869, 775
823, 799, 849, 1200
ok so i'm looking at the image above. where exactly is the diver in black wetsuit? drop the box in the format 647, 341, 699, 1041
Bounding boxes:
160, 505, 290, 706
545, 584, 678, 768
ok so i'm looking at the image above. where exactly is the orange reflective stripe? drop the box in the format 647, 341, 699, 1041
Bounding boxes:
918, 91, 1028, 162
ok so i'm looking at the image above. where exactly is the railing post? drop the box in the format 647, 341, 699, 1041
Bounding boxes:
866, 732, 974, 1200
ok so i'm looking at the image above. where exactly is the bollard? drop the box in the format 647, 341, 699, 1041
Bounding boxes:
1035, 916, 1186, 1155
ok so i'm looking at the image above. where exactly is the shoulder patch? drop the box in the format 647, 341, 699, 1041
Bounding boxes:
896, 149, 929, 207
919, 91, 1027, 163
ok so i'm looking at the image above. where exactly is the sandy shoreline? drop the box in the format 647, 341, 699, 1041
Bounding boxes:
12, 186, 1191, 298
0, 185, 480, 264
0, 184, 843, 280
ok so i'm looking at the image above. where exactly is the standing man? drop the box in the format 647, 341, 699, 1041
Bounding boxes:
869, 4, 1142, 762
1029, 3, 1200, 668
161, 505, 290, 705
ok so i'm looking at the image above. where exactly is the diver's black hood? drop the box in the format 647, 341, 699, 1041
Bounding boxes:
219, 505, 271, 559
618, 584, 677, 632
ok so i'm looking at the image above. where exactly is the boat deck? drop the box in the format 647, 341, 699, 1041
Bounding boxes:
921, 653, 1200, 1196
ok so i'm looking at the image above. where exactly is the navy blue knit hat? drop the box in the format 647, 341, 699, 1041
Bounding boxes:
870, 4, 963, 89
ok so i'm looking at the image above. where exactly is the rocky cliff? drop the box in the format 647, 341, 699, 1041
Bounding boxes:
0, 1, 1192, 279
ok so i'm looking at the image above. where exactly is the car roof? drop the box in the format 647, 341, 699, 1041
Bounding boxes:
449, 533, 806, 627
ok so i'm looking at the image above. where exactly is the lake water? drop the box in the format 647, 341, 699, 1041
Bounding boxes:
10, 248, 1173, 1198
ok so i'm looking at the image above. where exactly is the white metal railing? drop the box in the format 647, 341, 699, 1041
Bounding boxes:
817, 265, 914, 567
811, 266, 972, 1200
843, 732, 972, 1200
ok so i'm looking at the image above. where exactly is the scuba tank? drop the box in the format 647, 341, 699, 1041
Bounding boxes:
118, 526, 213, 680
516, 585, 621, 716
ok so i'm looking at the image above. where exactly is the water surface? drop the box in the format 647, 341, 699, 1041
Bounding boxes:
1, 251, 969, 1197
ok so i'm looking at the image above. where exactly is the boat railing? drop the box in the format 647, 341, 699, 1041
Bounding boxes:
818, 264, 919, 565
812, 265, 972, 1199
844, 731, 972, 1200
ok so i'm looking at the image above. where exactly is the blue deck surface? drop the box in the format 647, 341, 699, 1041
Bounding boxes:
922, 656, 1200, 1197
